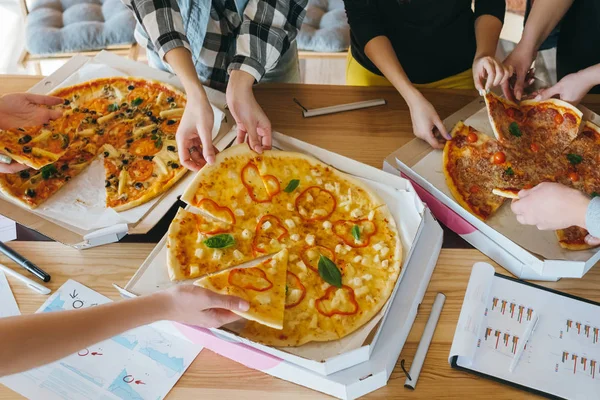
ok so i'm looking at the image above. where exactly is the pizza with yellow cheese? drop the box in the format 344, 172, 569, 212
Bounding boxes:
0, 77, 187, 211
166, 143, 403, 346
194, 249, 288, 329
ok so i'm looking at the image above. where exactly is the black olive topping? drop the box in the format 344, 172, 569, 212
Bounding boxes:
19, 171, 30, 179
166, 120, 176, 125
167, 145, 176, 152
22, 146, 32, 153
18, 135, 32, 144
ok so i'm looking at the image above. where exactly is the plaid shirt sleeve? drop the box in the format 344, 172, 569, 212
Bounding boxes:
229, 0, 308, 82
121, 0, 191, 60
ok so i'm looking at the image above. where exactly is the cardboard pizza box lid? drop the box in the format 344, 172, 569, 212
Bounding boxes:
387, 94, 600, 280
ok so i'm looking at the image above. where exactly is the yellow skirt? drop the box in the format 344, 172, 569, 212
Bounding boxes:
345, 50, 475, 89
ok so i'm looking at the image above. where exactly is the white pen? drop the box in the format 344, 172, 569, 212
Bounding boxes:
0, 264, 51, 295
509, 311, 540, 373
405, 293, 446, 390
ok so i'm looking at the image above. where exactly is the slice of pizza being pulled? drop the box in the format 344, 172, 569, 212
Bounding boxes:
194, 249, 288, 329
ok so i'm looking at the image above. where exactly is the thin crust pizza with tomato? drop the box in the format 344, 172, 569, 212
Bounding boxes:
194, 249, 289, 330
167, 143, 403, 346
0, 76, 188, 210
445, 95, 599, 251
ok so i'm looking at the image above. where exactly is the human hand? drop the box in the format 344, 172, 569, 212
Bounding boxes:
0, 161, 28, 174
226, 70, 272, 153
163, 284, 249, 328
176, 90, 217, 171
0, 93, 63, 130
534, 71, 594, 105
472, 56, 513, 93
511, 182, 590, 230
501, 44, 537, 101
407, 94, 449, 149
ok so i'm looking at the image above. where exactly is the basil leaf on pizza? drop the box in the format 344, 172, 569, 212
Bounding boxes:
318, 255, 342, 288
131, 97, 143, 107
108, 103, 119, 112
41, 164, 58, 180
567, 153, 583, 165
284, 179, 300, 193
203, 233, 235, 249
508, 122, 522, 137
504, 167, 514, 176
351, 224, 361, 241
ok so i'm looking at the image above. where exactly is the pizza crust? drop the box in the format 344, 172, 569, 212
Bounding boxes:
492, 188, 520, 199
520, 98, 584, 121
555, 229, 596, 250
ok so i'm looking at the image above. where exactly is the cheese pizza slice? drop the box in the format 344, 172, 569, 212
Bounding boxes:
167, 207, 259, 281
194, 249, 289, 329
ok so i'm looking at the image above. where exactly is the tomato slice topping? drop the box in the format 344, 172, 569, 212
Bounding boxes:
252, 215, 288, 254
130, 138, 161, 157
333, 219, 377, 248
569, 172, 579, 182
285, 271, 306, 309
104, 159, 120, 177
295, 186, 336, 221
554, 113, 564, 125
466, 132, 478, 143
228, 267, 273, 292
128, 159, 154, 181
196, 198, 236, 225
492, 151, 506, 165
506, 108, 524, 121
160, 119, 179, 134
316, 286, 359, 317
241, 162, 274, 203
530, 143, 539, 152
301, 245, 335, 273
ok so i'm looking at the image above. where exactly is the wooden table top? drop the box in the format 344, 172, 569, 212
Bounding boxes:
2, 75, 600, 399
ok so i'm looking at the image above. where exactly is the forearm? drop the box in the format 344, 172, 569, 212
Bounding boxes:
0, 292, 171, 377
364, 36, 421, 106
519, 0, 574, 52
577, 64, 600, 88
164, 48, 208, 102
474, 15, 503, 59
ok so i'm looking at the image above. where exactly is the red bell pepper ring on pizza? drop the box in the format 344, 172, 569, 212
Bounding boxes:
196, 198, 236, 230
316, 285, 359, 317
301, 245, 335, 273
333, 219, 377, 248
228, 267, 273, 292
241, 161, 280, 203
285, 271, 306, 309
252, 215, 289, 254
295, 186, 337, 221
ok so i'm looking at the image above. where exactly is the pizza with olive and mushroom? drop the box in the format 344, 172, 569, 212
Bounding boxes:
0, 76, 188, 210
167, 143, 403, 345
444, 94, 599, 250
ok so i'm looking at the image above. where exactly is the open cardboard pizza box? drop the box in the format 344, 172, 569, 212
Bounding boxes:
384, 93, 600, 281
0, 52, 236, 249
116, 132, 444, 398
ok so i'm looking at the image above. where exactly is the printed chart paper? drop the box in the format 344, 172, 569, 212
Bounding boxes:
451, 263, 600, 399
0, 280, 202, 400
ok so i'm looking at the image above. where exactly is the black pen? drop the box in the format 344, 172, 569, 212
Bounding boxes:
0, 242, 51, 282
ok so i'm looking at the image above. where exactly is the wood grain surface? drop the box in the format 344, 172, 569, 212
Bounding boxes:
2, 75, 600, 398
3, 243, 600, 399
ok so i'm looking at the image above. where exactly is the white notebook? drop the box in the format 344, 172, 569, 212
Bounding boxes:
450, 262, 600, 400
